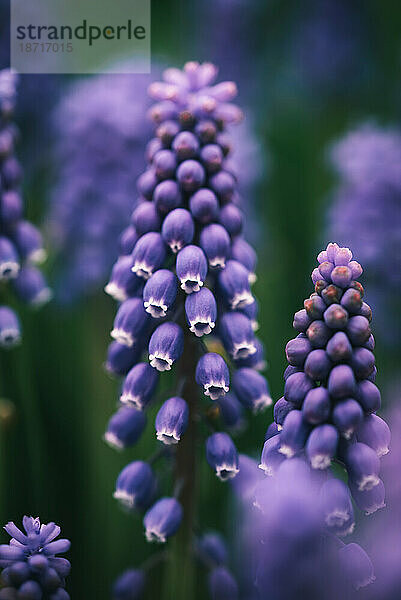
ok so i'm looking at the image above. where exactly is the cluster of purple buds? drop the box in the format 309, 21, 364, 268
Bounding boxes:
0, 69, 50, 346
260, 243, 390, 519
104, 61, 270, 549
0, 516, 71, 599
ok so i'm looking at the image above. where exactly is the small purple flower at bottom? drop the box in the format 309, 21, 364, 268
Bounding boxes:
176, 244, 208, 294
112, 569, 145, 600
0, 306, 21, 348
114, 461, 155, 510
104, 406, 147, 450
143, 269, 178, 318
148, 322, 184, 372
143, 498, 183, 543
155, 396, 189, 445
195, 353, 229, 400
120, 363, 159, 409
206, 432, 239, 481
185, 287, 217, 337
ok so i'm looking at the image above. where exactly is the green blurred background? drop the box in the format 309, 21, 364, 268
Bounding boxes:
1, 0, 401, 597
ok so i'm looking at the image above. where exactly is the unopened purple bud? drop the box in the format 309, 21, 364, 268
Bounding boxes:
346, 315, 370, 345
210, 171, 235, 202
357, 380, 381, 413
326, 331, 352, 362
355, 414, 390, 457
196, 352, 229, 400
218, 259, 253, 309
284, 372, 314, 407
328, 365, 356, 399
302, 387, 331, 424
105, 341, 140, 377
274, 396, 293, 426
146, 137, 163, 162
219, 204, 243, 237
200, 224, 231, 270
114, 461, 155, 510
208, 567, 239, 600
148, 100, 179, 124
104, 406, 146, 450
113, 569, 145, 600
283, 365, 301, 380
185, 287, 217, 337
279, 410, 310, 457
293, 309, 312, 333
233, 368, 272, 412
350, 348, 375, 379
360, 302, 372, 322
350, 479, 385, 515
349, 260, 363, 279
143, 269, 177, 318
119, 225, 139, 256
189, 189, 219, 224
330, 265, 352, 288
153, 180, 181, 215
321, 284, 342, 305
0, 306, 21, 347
342, 442, 380, 491
304, 295, 326, 319
1, 190, 22, 223
0, 236, 19, 279
176, 159, 205, 192
195, 120, 217, 144
111, 298, 149, 347
161, 208, 194, 253
156, 120, 179, 146
105, 256, 142, 301
338, 543, 375, 590
285, 336, 312, 367
131, 232, 166, 280
144, 498, 183, 543
131, 202, 160, 235
201, 144, 223, 173
176, 244, 208, 293
318, 261, 334, 281
265, 422, 280, 440
172, 131, 199, 160
197, 533, 228, 567
259, 435, 285, 476
340, 288, 363, 313
311, 268, 322, 285
12, 221, 46, 264
13, 266, 52, 306
332, 398, 363, 439
323, 303, 349, 329
230, 238, 257, 283
155, 396, 189, 445
304, 349, 331, 381
153, 149, 177, 180
206, 432, 239, 481
306, 424, 338, 470
320, 479, 354, 536
217, 393, 244, 430
148, 322, 184, 371
120, 362, 159, 408
220, 312, 256, 360
137, 169, 157, 200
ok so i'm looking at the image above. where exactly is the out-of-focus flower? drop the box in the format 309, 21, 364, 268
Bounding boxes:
261, 243, 389, 509
112, 568, 145, 600
0, 69, 50, 345
328, 123, 401, 347
0, 515, 71, 598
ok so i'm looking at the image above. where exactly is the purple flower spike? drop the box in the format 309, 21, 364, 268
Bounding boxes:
104, 406, 147, 450
206, 432, 239, 481
131, 232, 166, 280
148, 322, 184, 371
113, 569, 145, 600
0, 306, 21, 348
114, 461, 155, 510
111, 297, 149, 347
338, 543, 375, 590
161, 207, 195, 253
143, 497, 183, 543
218, 259, 253, 309
196, 352, 229, 400
120, 363, 159, 409
233, 368, 272, 413
176, 159, 205, 192
189, 188, 219, 224
219, 311, 256, 360
320, 479, 355, 537
185, 287, 217, 337
176, 244, 208, 293
208, 567, 239, 600
200, 223, 231, 270
155, 396, 189, 445
131, 202, 161, 236
143, 269, 178, 318
105, 255, 142, 302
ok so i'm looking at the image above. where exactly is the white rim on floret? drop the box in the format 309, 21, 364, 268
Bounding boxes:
144, 298, 168, 318
230, 291, 254, 310
145, 527, 166, 544
258, 461, 274, 477
253, 394, 272, 413
149, 352, 174, 372
104, 282, 128, 302
32, 287, 53, 307
189, 317, 215, 337
132, 261, 153, 279
209, 256, 226, 269
120, 393, 145, 410
248, 272, 257, 285
0, 328, 20, 347
111, 328, 134, 347
204, 380, 229, 400
156, 428, 180, 445
231, 340, 257, 360
278, 444, 296, 458
0, 261, 20, 280
357, 474, 380, 492
215, 462, 240, 481
325, 509, 352, 529
103, 432, 124, 450
169, 240, 183, 253
180, 274, 204, 294
310, 454, 332, 470
113, 489, 136, 509
29, 248, 47, 265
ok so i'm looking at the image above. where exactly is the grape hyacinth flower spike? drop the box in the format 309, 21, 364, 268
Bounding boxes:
0, 70, 50, 346
103, 62, 267, 595
0, 516, 71, 599
261, 243, 389, 513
